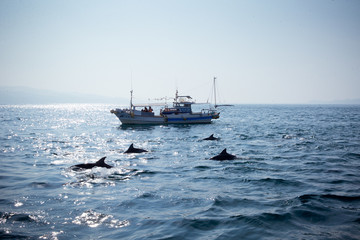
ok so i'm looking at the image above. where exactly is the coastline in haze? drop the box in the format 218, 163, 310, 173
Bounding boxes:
0, 86, 127, 105
1, 86, 359, 105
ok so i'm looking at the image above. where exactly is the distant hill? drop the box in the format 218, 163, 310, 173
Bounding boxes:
0, 86, 127, 105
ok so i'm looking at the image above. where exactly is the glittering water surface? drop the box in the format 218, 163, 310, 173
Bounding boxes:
1, 104, 360, 239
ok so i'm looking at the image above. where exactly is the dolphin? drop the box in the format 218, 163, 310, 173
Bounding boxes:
203, 134, 219, 141
210, 148, 236, 160
71, 157, 113, 170
124, 143, 148, 153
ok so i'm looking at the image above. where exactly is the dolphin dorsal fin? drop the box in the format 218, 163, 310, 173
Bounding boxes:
96, 157, 106, 166
220, 148, 227, 154
129, 143, 134, 149
210, 134, 214, 137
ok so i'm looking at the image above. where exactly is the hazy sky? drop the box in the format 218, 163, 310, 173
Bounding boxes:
1, 0, 359, 104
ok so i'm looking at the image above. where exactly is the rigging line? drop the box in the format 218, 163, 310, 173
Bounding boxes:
216, 81, 226, 104
207, 80, 214, 103
216, 81, 221, 104
213, 77, 225, 104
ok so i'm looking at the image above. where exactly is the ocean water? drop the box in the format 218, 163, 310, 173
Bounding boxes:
1, 104, 359, 239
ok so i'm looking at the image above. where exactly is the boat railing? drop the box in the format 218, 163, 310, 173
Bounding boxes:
201, 109, 218, 115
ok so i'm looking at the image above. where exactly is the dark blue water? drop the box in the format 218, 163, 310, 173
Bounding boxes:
1, 104, 360, 239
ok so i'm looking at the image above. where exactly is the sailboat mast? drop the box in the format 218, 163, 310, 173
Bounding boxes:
130, 90, 133, 109
213, 77, 217, 107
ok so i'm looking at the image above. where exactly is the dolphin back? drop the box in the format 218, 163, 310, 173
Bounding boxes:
125, 143, 147, 153
72, 157, 112, 170
95, 157, 107, 165
124, 144, 135, 153
210, 148, 236, 161
220, 148, 227, 154
95, 157, 112, 168
204, 134, 219, 141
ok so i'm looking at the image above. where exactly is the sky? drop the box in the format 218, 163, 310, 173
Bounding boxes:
1, 0, 359, 104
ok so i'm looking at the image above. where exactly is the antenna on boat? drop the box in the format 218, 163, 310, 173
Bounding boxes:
130, 89, 133, 109
130, 70, 134, 109
213, 77, 217, 108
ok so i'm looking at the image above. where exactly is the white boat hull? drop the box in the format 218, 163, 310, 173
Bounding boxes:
112, 109, 214, 125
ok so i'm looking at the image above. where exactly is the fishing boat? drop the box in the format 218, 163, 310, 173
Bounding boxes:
111, 90, 220, 125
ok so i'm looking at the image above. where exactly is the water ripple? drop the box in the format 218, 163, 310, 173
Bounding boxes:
72, 210, 129, 229
1, 104, 360, 239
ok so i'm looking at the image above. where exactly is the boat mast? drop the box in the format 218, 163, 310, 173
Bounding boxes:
130, 71, 134, 109
213, 77, 217, 107
130, 90, 133, 109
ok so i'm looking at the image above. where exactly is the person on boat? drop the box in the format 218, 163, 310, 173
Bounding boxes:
144, 107, 148, 112
149, 107, 153, 112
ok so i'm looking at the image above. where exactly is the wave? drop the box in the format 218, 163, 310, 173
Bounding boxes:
343, 152, 360, 160
250, 177, 305, 187
0, 212, 37, 224
299, 194, 360, 203
194, 165, 212, 170
212, 196, 259, 209
199, 193, 360, 232
28, 182, 53, 189
258, 177, 296, 184
162, 201, 359, 240
179, 218, 222, 231
1, 104, 359, 239
0, 231, 30, 239
230, 212, 294, 228
63, 166, 160, 187
72, 210, 129, 229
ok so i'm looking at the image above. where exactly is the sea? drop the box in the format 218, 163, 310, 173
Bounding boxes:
0, 104, 359, 240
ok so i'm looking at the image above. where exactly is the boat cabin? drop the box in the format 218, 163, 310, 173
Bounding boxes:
162, 98, 194, 115
130, 105, 155, 117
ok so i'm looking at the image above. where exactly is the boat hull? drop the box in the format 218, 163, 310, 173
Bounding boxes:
112, 109, 213, 125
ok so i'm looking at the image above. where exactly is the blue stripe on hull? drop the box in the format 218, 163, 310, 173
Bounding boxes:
167, 116, 212, 122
